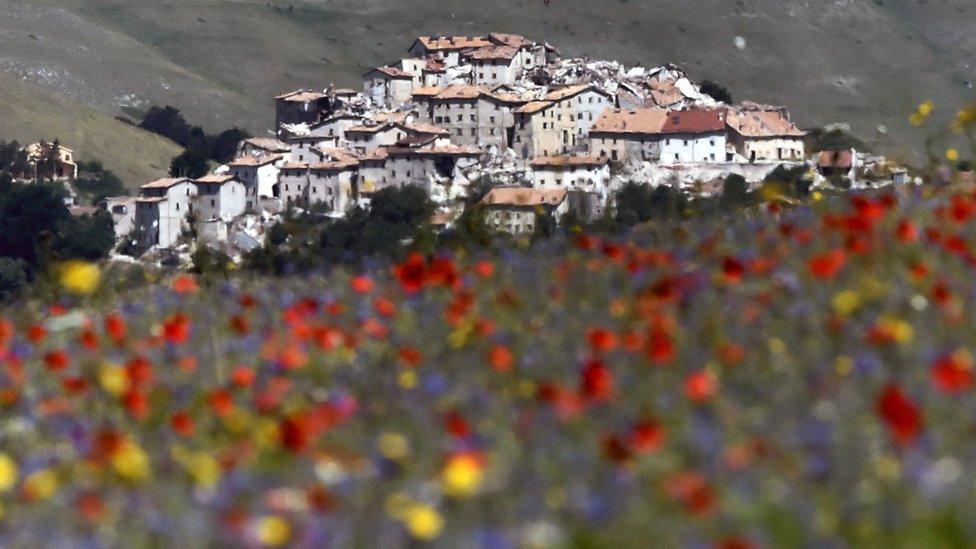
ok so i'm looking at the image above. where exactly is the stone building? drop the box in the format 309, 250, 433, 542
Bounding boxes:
275, 90, 331, 129
480, 187, 569, 235
193, 174, 247, 221
726, 104, 805, 162
135, 177, 197, 249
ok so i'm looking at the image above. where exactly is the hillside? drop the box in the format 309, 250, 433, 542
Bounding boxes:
1, 0, 973, 164
0, 71, 182, 190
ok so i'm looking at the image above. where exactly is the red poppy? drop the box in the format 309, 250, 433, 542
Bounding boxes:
163, 313, 191, 345
171, 411, 195, 437
208, 389, 234, 417
172, 275, 199, 294
125, 356, 154, 387
647, 328, 675, 365
231, 366, 256, 388
43, 350, 70, 372
350, 275, 375, 294
896, 219, 919, 243
78, 329, 99, 350
932, 353, 973, 394
104, 314, 127, 344
27, 324, 46, 343
721, 256, 746, 284
808, 249, 847, 279
444, 411, 471, 439
580, 358, 613, 402
280, 415, 310, 453
685, 370, 718, 403
229, 315, 250, 335
398, 347, 423, 368
122, 388, 149, 419
587, 328, 618, 352
629, 418, 666, 454
394, 253, 427, 293
474, 260, 495, 278
664, 471, 717, 517
488, 345, 515, 372
876, 384, 922, 445
75, 492, 105, 523
62, 376, 90, 394
373, 297, 397, 318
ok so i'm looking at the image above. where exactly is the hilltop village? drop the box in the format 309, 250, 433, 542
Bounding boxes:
86, 34, 905, 259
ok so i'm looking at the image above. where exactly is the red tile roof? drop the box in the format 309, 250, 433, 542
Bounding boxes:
480, 187, 567, 207
660, 109, 726, 134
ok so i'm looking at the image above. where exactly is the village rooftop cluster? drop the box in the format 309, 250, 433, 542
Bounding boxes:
92, 32, 897, 257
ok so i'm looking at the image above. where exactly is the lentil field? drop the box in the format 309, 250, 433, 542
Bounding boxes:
5, 182, 976, 547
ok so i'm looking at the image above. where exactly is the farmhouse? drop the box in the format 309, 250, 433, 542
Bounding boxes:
589, 108, 727, 164
193, 174, 247, 221
275, 90, 331, 129
363, 66, 416, 109
480, 187, 569, 235
227, 155, 283, 210
726, 103, 805, 162
24, 142, 78, 181
237, 137, 289, 159
135, 177, 197, 249
277, 161, 310, 207
530, 155, 612, 196
308, 150, 359, 215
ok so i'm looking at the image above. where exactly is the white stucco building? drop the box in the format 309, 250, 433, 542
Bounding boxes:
134, 177, 197, 249
193, 174, 247, 221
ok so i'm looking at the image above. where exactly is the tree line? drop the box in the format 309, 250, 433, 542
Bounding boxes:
138, 106, 249, 178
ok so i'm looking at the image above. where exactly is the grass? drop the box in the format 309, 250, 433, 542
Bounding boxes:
0, 0, 971, 164
0, 72, 182, 190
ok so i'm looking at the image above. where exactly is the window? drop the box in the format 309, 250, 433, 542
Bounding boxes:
456, 129, 462, 136
471, 128, 476, 136
457, 115, 462, 122
210, 199, 216, 207
470, 114, 475, 122
490, 116, 496, 123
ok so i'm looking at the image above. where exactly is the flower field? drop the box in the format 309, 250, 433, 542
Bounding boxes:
5, 183, 976, 546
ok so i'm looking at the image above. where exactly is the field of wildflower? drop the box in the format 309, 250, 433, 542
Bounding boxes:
7, 177, 976, 546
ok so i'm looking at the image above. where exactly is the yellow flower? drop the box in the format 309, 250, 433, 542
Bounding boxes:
252, 418, 280, 449
403, 503, 444, 541
917, 100, 934, 117
398, 370, 417, 390
185, 452, 221, 488
812, 191, 824, 202
59, 260, 101, 294
112, 440, 151, 483
98, 363, 127, 396
23, 468, 58, 500
946, 148, 960, 162
255, 515, 291, 547
0, 453, 18, 493
832, 290, 861, 316
378, 432, 411, 461
441, 454, 484, 498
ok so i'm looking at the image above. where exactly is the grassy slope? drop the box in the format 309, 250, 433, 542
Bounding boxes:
0, 72, 182, 190
3, 0, 973, 164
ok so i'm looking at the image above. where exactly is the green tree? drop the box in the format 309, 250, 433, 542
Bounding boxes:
721, 173, 751, 208
170, 149, 210, 178
700, 80, 732, 104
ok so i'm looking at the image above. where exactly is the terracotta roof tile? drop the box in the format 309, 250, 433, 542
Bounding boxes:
480, 187, 568, 207
140, 177, 189, 190
531, 155, 608, 168
726, 108, 804, 138
514, 101, 555, 114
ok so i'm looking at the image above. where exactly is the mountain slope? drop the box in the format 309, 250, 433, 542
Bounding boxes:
2, 0, 973, 163
0, 71, 182, 190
